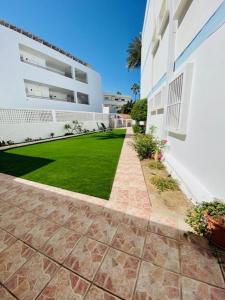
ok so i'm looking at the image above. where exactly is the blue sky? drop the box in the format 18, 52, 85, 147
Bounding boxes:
0, 0, 146, 97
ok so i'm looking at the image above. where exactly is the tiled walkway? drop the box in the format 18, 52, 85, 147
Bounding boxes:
0, 128, 225, 299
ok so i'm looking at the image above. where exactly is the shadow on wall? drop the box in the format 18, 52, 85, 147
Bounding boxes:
0, 152, 54, 177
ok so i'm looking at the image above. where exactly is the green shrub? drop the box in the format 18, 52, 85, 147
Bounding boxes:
132, 124, 145, 134
186, 201, 225, 236
131, 98, 147, 122
132, 134, 158, 160
149, 160, 165, 170
150, 176, 180, 192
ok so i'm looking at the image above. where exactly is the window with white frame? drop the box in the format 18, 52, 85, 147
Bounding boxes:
166, 63, 193, 134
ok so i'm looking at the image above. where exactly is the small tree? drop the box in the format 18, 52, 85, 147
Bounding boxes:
131, 83, 140, 100
118, 100, 134, 114
131, 98, 147, 122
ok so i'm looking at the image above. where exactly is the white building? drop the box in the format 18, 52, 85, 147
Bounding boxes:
141, 0, 225, 203
0, 20, 107, 142
103, 93, 131, 113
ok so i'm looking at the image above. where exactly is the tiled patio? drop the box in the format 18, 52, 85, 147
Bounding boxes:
0, 128, 225, 299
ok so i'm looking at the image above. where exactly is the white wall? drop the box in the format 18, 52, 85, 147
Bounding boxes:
0, 25, 103, 113
0, 108, 109, 143
141, 0, 225, 203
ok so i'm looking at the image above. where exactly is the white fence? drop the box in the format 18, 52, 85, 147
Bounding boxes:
0, 108, 110, 143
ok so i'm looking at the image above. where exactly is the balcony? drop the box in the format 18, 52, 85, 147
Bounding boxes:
19, 44, 73, 79
24, 80, 75, 103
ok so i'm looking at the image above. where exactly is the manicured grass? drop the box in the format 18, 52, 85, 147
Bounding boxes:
0, 130, 126, 199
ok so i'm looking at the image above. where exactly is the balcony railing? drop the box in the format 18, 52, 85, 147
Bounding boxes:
20, 56, 73, 78
26, 94, 75, 103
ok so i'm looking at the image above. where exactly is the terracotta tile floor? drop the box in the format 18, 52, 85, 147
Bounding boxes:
0, 128, 225, 299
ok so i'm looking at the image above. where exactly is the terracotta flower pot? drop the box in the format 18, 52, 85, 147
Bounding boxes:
205, 213, 225, 250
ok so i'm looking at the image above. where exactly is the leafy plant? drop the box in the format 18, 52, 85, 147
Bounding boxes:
150, 176, 180, 192
72, 120, 83, 133
132, 124, 144, 134
131, 98, 147, 122
7, 140, 14, 145
127, 34, 141, 70
118, 100, 134, 114
149, 160, 165, 170
64, 123, 72, 134
50, 132, 54, 138
132, 133, 159, 160
186, 201, 225, 236
25, 137, 32, 142
0, 140, 6, 147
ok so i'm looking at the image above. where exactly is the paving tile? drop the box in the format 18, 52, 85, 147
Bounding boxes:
180, 231, 211, 250
148, 212, 180, 240
0, 229, 16, 253
41, 227, 81, 263
143, 232, 180, 273
0, 202, 13, 214
31, 201, 57, 218
64, 236, 108, 280
5, 212, 40, 238
133, 261, 181, 300
217, 251, 225, 279
0, 286, 17, 300
85, 285, 120, 300
0, 206, 24, 228
112, 224, 146, 257
182, 276, 225, 300
122, 214, 148, 230
22, 219, 59, 250
18, 197, 43, 211
37, 267, 90, 300
0, 240, 35, 283
94, 248, 140, 299
65, 209, 94, 234
180, 243, 224, 287
87, 211, 119, 244
5, 252, 59, 300
48, 205, 74, 225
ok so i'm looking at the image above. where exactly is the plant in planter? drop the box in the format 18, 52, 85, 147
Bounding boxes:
64, 123, 73, 135
186, 201, 225, 250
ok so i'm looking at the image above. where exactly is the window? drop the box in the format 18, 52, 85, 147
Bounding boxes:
166, 63, 193, 134
77, 92, 89, 105
75, 68, 88, 83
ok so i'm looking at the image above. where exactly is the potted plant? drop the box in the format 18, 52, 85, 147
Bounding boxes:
186, 201, 225, 250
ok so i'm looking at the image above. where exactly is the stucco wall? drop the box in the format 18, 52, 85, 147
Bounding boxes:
0, 25, 103, 112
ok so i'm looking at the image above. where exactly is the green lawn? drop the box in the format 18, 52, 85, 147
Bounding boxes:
0, 129, 126, 199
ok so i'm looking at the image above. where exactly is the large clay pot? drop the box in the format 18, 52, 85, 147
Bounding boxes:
205, 213, 225, 250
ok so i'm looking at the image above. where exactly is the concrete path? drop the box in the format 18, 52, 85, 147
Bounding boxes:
0, 128, 225, 299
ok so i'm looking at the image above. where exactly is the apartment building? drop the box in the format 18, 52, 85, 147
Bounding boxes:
0, 20, 107, 142
141, 0, 225, 202
103, 93, 131, 113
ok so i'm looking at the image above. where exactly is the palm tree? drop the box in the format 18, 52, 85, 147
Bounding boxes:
131, 83, 140, 100
127, 34, 142, 70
